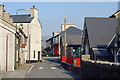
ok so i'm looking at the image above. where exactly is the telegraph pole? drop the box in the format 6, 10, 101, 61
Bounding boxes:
64, 17, 67, 56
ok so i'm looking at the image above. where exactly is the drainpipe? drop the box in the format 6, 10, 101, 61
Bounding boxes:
6, 35, 8, 71
29, 34, 31, 63
14, 32, 16, 69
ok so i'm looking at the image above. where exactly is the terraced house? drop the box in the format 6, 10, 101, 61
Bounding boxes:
45, 37, 54, 56
0, 4, 28, 71
0, 5, 16, 71
45, 32, 60, 57
45, 24, 76, 57
52, 32, 60, 56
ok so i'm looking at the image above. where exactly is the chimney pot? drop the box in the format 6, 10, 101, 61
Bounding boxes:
33, 5, 35, 8
30, 7, 38, 19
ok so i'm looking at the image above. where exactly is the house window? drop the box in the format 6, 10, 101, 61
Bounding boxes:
72, 47, 80, 58
33, 51, 35, 58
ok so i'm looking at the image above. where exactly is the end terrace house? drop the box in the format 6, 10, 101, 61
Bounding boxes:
0, 5, 16, 71
0, 4, 28, 71
10, 6, 42, 62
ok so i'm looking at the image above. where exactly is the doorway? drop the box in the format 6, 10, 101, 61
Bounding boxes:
38, 51, 40, 62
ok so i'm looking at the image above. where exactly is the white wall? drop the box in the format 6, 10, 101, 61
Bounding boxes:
7, 33, 15, 71
0, 26, 15, 71
0, 28, 2, 71
16, 19, 42, 61
30, 18, 41, 61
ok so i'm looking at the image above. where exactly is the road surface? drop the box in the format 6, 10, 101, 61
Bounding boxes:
25, 57, 81, 79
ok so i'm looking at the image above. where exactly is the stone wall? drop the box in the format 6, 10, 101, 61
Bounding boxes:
81, 60, 120, 79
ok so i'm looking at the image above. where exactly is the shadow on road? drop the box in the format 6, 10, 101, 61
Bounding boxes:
43, 57, 61, 64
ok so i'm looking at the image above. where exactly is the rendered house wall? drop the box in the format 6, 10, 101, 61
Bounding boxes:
0, 25, 15, 71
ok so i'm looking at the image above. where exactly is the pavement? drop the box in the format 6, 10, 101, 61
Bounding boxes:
1, 63, 35, 79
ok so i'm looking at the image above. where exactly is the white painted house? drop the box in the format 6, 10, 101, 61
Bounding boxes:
0, 5, 16, 71
11, 6, 42, 62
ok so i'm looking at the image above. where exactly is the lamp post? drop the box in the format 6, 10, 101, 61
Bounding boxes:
15, 9, 30, 69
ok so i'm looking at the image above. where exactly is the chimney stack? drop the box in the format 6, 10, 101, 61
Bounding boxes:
30, 5, 38, 19
0, 5, 4, 17
61, 24, 76, 31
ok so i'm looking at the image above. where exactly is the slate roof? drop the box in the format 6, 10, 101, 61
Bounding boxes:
10, 14, 34, 23
85, 17, 119, 48
62, 26, 83, 45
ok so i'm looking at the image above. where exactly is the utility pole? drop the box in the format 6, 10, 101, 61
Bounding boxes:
64, 17, 67, 56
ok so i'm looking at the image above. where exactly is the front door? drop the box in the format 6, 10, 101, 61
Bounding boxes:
38, 51, 40, 62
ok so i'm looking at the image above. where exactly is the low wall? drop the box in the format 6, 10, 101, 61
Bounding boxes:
81, 60, 120, 79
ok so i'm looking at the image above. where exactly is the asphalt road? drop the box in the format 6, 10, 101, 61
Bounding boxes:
25, 57, 81, 79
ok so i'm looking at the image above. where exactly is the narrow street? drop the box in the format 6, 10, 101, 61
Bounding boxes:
1, 2, 119, 80
25, 57, 80, 79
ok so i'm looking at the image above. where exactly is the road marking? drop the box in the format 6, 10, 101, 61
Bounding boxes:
38, 67, 44, 69
51, 67, 57, 70
27, 65, 34, 73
